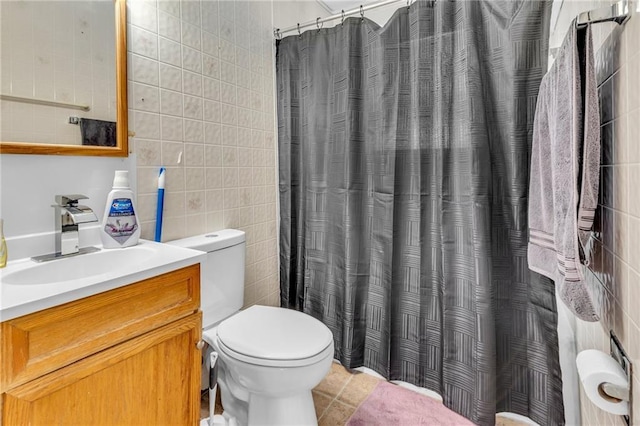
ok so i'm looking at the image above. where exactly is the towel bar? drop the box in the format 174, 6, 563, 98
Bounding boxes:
576, 0, 630, 28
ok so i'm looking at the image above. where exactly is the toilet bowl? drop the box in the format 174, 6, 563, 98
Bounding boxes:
168, 231, 334, 426
204, 305, 334, 426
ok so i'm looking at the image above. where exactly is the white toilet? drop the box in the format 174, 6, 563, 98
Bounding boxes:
169, 230, 334, 426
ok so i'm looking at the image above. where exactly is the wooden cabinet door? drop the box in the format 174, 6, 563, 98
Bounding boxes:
2, 313, 202, 426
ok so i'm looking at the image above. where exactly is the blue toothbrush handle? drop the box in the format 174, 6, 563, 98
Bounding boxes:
154, 188, 165, 242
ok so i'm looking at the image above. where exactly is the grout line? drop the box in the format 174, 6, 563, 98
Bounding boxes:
317, 366, 356, 422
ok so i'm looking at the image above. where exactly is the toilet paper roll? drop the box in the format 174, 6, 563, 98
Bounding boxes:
576, 349, 629, 416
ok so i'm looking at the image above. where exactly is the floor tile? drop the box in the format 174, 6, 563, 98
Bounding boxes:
313, 363, 353, 396
337, 371, 380, 407
318, 400, 357, 426
312, 390, 334, 419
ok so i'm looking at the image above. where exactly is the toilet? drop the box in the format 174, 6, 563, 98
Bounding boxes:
169, 230, 334, 426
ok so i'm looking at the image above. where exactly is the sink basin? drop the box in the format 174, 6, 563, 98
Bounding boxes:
2, 245, 156, 286
0, 239, 206, 322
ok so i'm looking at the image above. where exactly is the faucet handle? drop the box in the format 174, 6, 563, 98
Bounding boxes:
54, 194, 89, 207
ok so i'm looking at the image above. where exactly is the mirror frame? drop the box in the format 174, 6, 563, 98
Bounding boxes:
0, 0, 128, 157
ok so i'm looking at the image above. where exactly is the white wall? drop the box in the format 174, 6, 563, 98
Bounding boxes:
0, 153, 135, 259
273, 1, 329, 33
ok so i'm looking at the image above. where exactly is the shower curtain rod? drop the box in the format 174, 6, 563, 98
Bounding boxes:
274, 0, 630, 38
274, 0, 413, 38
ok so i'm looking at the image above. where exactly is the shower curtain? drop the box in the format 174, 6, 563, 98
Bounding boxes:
276, 1, 563, 424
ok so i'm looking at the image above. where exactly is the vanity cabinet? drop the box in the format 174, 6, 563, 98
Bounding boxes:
0, 264, 202, 425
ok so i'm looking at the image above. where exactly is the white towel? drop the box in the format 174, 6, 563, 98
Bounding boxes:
528, 22, 601, 321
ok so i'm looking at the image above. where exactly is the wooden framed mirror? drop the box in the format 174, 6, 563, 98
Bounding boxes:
0, 0, 128, 157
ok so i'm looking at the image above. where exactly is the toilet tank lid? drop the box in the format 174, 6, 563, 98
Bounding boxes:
167, 229, 245, 252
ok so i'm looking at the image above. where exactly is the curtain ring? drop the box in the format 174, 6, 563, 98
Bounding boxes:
297, 23, 301, 37
341, 9, 345, 26
360, 5, 364, 21
316, 17, 323, 32
273, 28, 282, 40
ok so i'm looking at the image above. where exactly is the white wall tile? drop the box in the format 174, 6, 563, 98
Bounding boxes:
204, 122, 221, 144
205, 144, 222, 166
184, 118, 203, 142
183, 94, 203, 119
186, 167, 205, 190
158, 0, 180, 18
203, 32, 220, 57
184, 142, 205, 166
129, 2, 158, 34
130, 26, 159, 59
132, 82, 160, 112
134, 111, 161, 139
161, 140, 185, 166
182, 46, 202, 73
221, 103, 237, 125
205, 167, 223, 189
132, 54, 160, 86
160, 88, 183, 116
181, 1, 201, 27
203, 77, 220, 100
182, 22, 202, 50
129, 0, 278, 309
219, 1, 235, 21
237, 107, 251, 128
204, 99, 221, 122
220, 60, 236, 84
160, 62, 183, 91
203, 54, 220, 79
220, 82, 237, 105
161, 115, 183, 141
183, 70, 203, 96
237, 67, 251, 89
220, 38, 236, 63
220, 18, 235, 43
158, 10, 181, 42
159, 36, 182, 66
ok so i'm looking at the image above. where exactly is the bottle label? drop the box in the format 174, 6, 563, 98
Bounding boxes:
104, 198, 138, 245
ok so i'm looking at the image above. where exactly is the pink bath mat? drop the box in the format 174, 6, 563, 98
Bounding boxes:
346, 381, 475, 426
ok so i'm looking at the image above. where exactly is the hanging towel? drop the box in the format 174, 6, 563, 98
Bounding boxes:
79, 118, 117, 147
528, 22, 601, 321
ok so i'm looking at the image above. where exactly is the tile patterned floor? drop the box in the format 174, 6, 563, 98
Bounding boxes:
201, 362, 530, 425
312, 363, 380, 425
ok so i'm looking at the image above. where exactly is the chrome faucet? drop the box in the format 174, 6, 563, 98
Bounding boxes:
32, 194, 100, 262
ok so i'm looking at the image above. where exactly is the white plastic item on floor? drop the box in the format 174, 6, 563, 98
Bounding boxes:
202, 351, 238, 426
199, 415, 237, 426
352, 365, 444, 402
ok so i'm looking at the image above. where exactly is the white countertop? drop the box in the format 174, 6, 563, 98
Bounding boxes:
0, 240, 206, 321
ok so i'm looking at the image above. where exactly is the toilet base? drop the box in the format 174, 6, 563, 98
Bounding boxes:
248, 391, 317, 426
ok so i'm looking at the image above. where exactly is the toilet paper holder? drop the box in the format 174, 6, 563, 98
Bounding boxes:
610, 331, 633, 425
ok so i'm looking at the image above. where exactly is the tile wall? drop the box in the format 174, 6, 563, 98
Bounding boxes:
0, 1, 116, 145
127, 0, 279, 308
551, 1, 640, 424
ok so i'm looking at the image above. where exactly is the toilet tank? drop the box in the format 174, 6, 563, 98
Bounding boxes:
168, 230, 245, 329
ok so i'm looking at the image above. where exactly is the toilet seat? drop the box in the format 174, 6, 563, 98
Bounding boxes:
214, 305, 334, 368
216, 336, 333, 367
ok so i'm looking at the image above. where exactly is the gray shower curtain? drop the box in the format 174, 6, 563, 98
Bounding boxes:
277, 1, 563, 424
